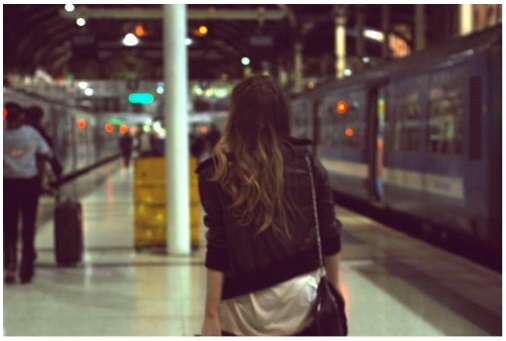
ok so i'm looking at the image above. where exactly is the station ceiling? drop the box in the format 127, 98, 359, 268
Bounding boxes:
4, 4, 453, 81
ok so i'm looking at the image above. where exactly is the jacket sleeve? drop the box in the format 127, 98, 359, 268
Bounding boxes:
312, 155, 342, 255
198, 167, 229, 271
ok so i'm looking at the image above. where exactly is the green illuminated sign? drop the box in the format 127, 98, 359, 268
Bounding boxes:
108, 117, 123, 125
129, 93, 154, 104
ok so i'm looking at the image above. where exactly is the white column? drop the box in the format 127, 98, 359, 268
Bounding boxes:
163, 4, 190, 255
460, 4, 473, 35
335, 15, 346, 79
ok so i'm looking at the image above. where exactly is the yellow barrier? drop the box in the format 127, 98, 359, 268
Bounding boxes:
133, 157, 201, 250
189, 157, 201, 247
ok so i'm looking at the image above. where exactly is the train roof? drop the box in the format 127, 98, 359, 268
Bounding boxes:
295, 24, 502, 99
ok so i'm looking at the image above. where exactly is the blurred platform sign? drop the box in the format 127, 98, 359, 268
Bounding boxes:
129, 93, 154, 104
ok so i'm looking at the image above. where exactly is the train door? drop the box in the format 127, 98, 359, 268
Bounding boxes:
366, 85, 386, 204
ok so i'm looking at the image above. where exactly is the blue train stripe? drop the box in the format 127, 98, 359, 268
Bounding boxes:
320, 158, 464, 200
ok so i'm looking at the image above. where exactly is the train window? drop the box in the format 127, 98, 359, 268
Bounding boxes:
318, 92, 363, 149
290, 101, 313, 140
340, 104, 360, 147
427, 95, 463, 154
393, 93, 421, 152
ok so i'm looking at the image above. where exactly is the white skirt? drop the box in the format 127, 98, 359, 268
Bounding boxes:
220, 270, 319, 336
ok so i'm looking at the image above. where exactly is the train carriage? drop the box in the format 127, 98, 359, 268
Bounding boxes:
291, 24, 502, 269
3, 88, 125, 176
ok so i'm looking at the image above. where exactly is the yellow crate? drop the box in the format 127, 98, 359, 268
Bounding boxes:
189, 157, 200, 186
190, 201, 201, 248
134, 224, 167, 248
134, 204, 166, 226
135, 185, 166, 205
134, 157, 166, 185
133, 156, 202, 249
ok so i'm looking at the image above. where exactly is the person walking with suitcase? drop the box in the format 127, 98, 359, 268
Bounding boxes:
3, 102, 62, 284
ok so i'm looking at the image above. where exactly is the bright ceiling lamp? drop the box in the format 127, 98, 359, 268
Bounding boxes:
122, 33, 139, 47
364, 29, 384, 42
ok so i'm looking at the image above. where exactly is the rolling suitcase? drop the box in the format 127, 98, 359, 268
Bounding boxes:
54, 195, 83, 267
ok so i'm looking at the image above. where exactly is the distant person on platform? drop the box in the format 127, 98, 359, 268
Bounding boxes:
4, 102, 62, 285
190, 126, 206, 160
206, 123, 222, 153
24, 105, 63, 194
136, 129, 151, 157
119, 131, 134, 168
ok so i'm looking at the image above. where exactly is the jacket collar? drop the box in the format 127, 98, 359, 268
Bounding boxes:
196, 135, 313, 174
281, 135, 313, 147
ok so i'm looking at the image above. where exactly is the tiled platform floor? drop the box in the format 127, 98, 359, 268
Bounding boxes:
3, 160, 502, 336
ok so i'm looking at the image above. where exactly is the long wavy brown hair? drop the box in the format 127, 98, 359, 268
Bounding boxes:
210, 75, 293, 237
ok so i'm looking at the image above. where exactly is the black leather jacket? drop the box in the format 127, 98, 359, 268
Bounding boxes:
196, 136, 342, 299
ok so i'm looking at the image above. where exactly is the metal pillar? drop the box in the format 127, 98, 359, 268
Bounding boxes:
60, 7, 287, 21
243, 66, 252, 78
163, 4, 190, 255
414, 4, 426, 51
333, 5, 347, 79
293, 42, 303, 92
355, 5, 366, 70
278, 58, 288, 88
460, 4, 473, 35
381, 5, 390, 59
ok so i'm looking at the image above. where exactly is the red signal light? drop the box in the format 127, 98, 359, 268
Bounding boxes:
345, 128, 354, 137
134, 24, 145, 37
336, 100, 347, 114
3, 107, 7, 120
77, 119, 87, 129
119, 125, 129, 134
104, 123, 114, 133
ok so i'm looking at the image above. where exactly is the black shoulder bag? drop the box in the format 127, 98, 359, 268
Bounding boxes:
305, 155, 348, 336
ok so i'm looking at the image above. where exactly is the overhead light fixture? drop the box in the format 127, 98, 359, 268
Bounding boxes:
122, 33, 139, 47
198, 25, 208, 36
156, 86, 164, 95
65, 4, 75, 12
78, 81, 89, 90
364, 29, 384, 42
76, 18, 86, 27
241, 57, 251, 66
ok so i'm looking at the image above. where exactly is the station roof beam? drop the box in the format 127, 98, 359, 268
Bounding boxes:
59, 7, 287, 21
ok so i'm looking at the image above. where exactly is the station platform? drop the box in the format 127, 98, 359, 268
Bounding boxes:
2, 159, 502, 336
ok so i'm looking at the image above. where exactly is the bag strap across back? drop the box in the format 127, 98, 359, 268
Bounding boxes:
305, 154, 325, 278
